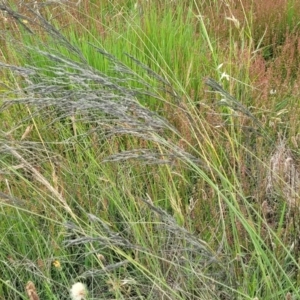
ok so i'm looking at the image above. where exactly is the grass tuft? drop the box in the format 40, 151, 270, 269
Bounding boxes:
0, 1, 300, 299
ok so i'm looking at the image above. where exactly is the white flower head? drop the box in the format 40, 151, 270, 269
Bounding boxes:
70, 282, 87, 300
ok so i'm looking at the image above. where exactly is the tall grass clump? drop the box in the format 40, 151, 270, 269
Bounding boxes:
0, 0, 300, 299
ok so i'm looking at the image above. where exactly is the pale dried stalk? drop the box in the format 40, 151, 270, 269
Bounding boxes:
5, 145, 76, 219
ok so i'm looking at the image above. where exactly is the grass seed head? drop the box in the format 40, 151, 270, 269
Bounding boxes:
25, 281, 40, 300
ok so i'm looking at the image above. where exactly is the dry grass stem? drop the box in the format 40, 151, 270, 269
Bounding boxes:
3, 145, 76, 219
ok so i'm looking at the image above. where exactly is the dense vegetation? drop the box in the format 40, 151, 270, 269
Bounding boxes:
1, 0, 300, 299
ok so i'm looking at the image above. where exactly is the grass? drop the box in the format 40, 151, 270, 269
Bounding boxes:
0, 0, 300, 299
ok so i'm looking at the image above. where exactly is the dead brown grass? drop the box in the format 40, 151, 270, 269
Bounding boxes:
25, 281, 40, 300
267, 137, 300, 210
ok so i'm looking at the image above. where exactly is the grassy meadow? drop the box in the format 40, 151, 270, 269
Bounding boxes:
1, 0, 300, 299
